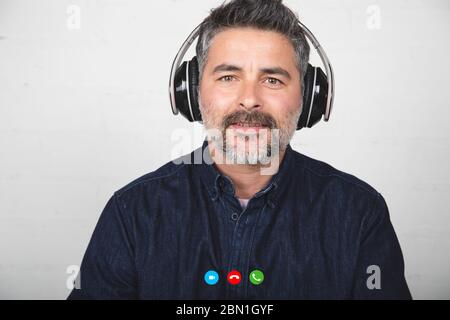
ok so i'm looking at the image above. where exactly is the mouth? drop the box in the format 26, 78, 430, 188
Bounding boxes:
228, 122, 270, 128
228, 122, 271, 133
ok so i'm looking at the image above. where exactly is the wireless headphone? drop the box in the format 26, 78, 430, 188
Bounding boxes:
169, 21, 334, 130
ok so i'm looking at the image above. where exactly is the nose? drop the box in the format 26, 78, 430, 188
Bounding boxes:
239, 80, 262, 112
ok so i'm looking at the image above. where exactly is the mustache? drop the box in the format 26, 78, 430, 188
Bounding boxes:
223, 110, 277, 129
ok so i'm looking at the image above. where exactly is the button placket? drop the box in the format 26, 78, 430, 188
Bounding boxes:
227, 206, 260, 299
227, 214, 247, 298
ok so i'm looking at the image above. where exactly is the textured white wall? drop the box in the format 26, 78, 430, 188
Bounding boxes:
0, 0, 449, 299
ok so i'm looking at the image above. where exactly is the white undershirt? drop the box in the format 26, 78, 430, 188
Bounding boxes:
237, 198, 250, 210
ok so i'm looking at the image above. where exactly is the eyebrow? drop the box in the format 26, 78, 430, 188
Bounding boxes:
212, 63, 292, 80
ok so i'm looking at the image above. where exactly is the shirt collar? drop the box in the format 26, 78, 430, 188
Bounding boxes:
194, 137, 294, 208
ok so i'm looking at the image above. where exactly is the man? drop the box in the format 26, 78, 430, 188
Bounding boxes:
68, 0, 411, 299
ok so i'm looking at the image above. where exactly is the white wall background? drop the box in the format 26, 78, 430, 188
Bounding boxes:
1, 0, 449, 299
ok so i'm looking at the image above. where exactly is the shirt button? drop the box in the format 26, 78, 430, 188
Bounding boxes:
231, 212, 239, 221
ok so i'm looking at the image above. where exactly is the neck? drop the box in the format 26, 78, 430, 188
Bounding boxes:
207, 140, 286, 199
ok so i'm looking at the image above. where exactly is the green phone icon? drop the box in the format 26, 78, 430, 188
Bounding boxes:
249, 270, 264, 285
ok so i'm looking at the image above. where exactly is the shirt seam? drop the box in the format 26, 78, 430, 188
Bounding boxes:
115, 163, 187, 197
292, 156, 378, 196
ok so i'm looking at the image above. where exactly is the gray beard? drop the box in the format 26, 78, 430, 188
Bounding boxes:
213, 129, 281, 165
198, 92, 302, 166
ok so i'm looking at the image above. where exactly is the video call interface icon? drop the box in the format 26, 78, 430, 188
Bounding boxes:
204, 270, 219, 285
204, 269, 264, 286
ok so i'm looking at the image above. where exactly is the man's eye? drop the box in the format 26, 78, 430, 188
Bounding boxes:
266, 77, 283, 85
218, 75, 235, 82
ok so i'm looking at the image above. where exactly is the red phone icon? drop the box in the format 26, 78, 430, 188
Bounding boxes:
227, 270, 242, 285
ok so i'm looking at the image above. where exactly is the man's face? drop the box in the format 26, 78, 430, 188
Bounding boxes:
199, 27, 303, 165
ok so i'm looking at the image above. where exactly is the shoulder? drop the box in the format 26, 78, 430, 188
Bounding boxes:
112, 152, 194, 203
289, 148, 388, 227
289, 147, 381, 199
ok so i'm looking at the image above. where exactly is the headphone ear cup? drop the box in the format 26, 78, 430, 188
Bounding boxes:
187, 56, 202, 122
173, 60, 192, 121
172, 56, 202, 122
297, 64, 314, 130
297, 64, 328, 130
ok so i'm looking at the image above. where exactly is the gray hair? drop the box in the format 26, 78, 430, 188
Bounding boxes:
195, 0, 310, 89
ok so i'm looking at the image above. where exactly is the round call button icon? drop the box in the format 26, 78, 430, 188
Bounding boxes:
227, 270, 242, 285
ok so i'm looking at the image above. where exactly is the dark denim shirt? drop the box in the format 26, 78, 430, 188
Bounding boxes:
68, 139, 411, 299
